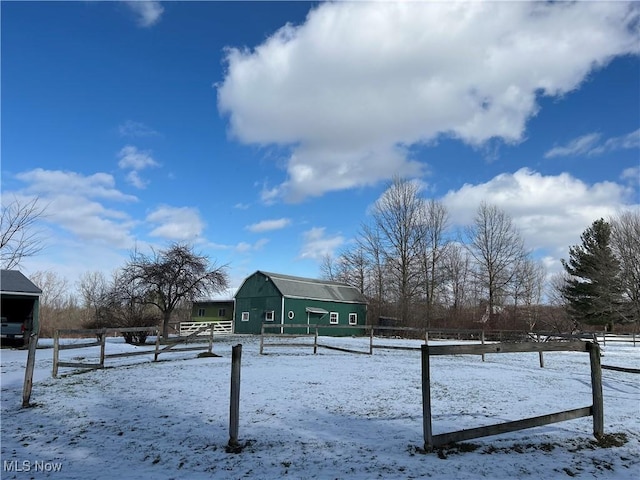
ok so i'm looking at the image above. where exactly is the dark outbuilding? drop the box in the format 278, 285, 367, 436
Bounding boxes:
1, 270, 42, 344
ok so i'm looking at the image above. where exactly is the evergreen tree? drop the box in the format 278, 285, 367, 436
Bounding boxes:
561, 219, 624, 328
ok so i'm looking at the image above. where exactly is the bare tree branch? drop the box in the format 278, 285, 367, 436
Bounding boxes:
1, 196, 46, 269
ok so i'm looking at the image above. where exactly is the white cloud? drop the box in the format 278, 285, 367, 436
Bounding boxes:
621, 166, 639, 183
590, 128, 640, 156
146, 205, 205, 241
124, 1, 164, 28
545, 129, 640, 158
17, 168, 137, 202
118, 120, 159, 138
235, 238, 269, 253
441, 168, 638, 271
117, 145, 159, 189
544, 133, 602, 158
125, 171, 147, 189
298, 227, 345, 261
12, 169, 138, 248
117, 145, 158, 171
218, 1, 639, 201
246, 218, 291, 233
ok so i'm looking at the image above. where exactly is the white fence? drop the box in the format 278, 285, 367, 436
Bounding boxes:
180, 321, 233, 336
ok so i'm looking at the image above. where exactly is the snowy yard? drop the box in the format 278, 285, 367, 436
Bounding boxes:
1, 335, 639, 479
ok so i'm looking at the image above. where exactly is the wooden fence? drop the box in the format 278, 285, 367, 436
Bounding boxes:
421, 341, 604, 450
52, 324, 215, 377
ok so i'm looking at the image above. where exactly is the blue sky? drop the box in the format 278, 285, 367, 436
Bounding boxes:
2, 1, 639, 295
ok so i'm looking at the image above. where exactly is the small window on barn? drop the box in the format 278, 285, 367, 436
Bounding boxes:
349, 313, 357, 325
288, 310, 295, 319
241, 311, 249, 322
330, 312, 339, 324
265, 310, 275, 322
198, 308, 205, 317
218, 308, 226, 317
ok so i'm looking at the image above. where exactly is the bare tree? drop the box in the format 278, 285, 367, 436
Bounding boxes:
610, 210, 640, 325
465, 202, 528, 325
77, 271, 110, 326
122, 243, 229, 339
1, 196, 46, 269
416, 199, 450, 327
509, 257, 546, 330
28, 270, 77, 337
370, 177, 425, 325
442, 242, 472, 313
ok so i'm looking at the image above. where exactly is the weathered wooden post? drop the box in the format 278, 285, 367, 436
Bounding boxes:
538, 333, 545, 368
421, 344, 433, 451
22, 331, 39, 407
481, 329, 485, 362
208, 323, 214, 354
153, 328, 161, 362
313, 326, 318, 354
52, 329, 60, 378
369, 325, 374, 355
228, 344, 242, 451
588, 341, 604, 440
99, 329, 107, 368
259, 325, 265, 355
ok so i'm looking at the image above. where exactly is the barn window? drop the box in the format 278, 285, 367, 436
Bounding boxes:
197, 308, 205, 317
330, 312, 339, 324
218, 308, 226, 317
349, 313, 357, 325
265, 310, 275, 321
288, 310, 295, 319
241, 311, 249, 322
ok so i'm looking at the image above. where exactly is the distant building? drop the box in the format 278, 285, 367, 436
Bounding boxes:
191, 300, 234, 323
234, 271, 367, 336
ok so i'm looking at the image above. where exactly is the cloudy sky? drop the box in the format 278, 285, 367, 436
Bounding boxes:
2, 1, 639, 294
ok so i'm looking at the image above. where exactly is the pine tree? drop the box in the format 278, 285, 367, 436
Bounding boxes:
561, 219, 624, 328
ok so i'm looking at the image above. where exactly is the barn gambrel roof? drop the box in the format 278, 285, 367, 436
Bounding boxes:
257, 271, 366, 304
1, 270, 42, 295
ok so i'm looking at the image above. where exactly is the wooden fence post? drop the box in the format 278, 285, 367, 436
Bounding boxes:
481, 329, 485, 362
229, 344, 242, 450
22, 332, 39, 407
588, 341, 604, 440
313, 326, 318, 354
538, 333, 545, 368
421, 344, 433, 451
369, 326, 374, 355
99, 329, 107, 368
208, 324, 214, 354
260, 325, 265, 355
52, 329, 60, 378
154, 328, 161, 362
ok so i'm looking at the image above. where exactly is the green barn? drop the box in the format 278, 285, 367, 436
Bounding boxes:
234, 271, 367, 336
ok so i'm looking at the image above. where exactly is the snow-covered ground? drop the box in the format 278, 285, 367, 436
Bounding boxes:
1, 335, 638, 479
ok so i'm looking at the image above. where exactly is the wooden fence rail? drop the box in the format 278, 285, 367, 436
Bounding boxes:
421, 340, 604, 451
52, 324, 215, 377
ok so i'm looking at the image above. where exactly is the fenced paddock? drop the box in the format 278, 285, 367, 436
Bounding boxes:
421, 340, 604, 450
259, 324, 492, 355
52, 324, 215, 377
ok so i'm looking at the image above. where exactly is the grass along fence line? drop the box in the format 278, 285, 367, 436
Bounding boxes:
52, 324, 215, 377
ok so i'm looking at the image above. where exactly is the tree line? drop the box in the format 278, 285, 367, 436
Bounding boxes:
2, 185, 638, 338
320, 177, 639, 333
14, 244, 229, 343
